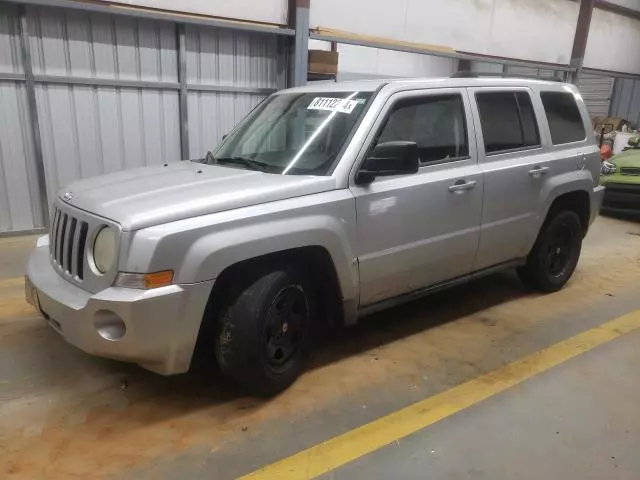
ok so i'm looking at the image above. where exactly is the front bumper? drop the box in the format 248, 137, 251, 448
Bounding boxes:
26, 246, 213, 375
602, 182, 640, 214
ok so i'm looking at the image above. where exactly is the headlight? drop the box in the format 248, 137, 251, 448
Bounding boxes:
93, 226, 116, 273
601, 161, 617, 175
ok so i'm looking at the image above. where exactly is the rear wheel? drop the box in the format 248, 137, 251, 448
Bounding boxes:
214, 265, 315, 396
517, 210, 582, 293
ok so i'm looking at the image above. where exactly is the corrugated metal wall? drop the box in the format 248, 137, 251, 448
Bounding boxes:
505, 65, 557, 80
0, 4, 284, 234
27, 6, 181, 200
185, 26, 278, 158
577, 74, 615, 119
0, 4, 44, 233
610, 77, 640, 128
497, 66, 617, 120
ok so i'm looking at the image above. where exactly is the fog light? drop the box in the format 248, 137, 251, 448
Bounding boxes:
94, 310, 126, 341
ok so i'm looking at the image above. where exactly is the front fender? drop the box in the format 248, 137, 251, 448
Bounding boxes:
185, 215, 357, 298
123, 191, 359, 304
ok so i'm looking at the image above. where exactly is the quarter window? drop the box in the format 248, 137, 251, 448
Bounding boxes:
374, 94, 469, 165
540, 91, 586, 145
476, 91, 540, 154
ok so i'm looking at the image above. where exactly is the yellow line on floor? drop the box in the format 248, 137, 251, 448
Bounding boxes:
0, 276, 24, 290
241, 310, 640, 480
0, 235, 38, 246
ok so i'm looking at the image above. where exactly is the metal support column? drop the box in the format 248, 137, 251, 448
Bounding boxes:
18, 5, 49, 228
177, 24, 190, 160
569, 0, 595, 84
290, 0, 309, 86
276, 36, 289, 90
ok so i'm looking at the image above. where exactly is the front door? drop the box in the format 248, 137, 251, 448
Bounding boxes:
350, 89, 483, 306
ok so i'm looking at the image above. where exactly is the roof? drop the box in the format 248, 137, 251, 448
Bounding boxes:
283, 76, 571, 94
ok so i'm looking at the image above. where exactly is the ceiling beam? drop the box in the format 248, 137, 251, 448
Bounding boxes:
595, 0, 640, 21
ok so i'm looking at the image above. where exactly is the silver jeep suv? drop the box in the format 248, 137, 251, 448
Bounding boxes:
26, 77, 604, 395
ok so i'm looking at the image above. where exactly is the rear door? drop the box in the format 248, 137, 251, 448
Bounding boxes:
469, 87, 554, 270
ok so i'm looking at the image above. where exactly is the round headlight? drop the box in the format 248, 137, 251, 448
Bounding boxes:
601, 160, 617, 176
93, 226, 116, 274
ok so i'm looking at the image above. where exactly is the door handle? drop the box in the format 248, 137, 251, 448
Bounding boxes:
448, 180, 477, 193
528, 166, 550, 177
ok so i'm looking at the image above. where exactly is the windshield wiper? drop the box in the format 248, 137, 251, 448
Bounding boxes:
214, 156, 270, 172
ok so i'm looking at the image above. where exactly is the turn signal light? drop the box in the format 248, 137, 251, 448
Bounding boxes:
115, 270, 174, 289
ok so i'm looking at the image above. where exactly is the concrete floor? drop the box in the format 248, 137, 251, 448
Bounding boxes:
1, 216, 640, 479
320, 328, 640, 480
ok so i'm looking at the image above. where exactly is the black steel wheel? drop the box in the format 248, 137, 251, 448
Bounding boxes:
214, 265, 315, 396
264, 285, 309, 374
518, 210, 582, 293
546, 222, 575, 278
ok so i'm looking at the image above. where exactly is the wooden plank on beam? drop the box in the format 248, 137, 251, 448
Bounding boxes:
310, 27, 455, 56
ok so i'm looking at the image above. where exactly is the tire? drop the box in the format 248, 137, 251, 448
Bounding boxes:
517, 210, 582, 293
214, 264, 315, 396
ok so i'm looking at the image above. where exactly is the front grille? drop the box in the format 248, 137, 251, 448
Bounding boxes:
50, 206, 89, 280
621, 167, 640, 176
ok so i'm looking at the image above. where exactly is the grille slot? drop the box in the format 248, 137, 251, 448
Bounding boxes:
50, 207, 88, 280
50, 208, 60, 259
66, 218, 77, 272
620, 167, 640, 176
58, 214, 68, 266
77, 222, 88, 280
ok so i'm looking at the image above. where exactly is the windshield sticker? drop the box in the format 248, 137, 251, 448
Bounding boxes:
307, 97, 359, 114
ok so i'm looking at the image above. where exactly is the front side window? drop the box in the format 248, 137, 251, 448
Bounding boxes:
211, 91, 372, 175
476, 91, 541, 154
540, 91, 586, 145
373, 94, 469, 165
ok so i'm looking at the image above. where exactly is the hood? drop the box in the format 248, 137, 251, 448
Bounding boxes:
601, 149, 640, 186
59, 162, 336, 231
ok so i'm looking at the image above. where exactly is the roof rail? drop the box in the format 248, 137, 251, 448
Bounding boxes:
451, 71, 563, 81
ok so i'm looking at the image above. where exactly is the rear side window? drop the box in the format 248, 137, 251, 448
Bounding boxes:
375, 94, 468, 165
540, 92, 586, 144
476, 91, 540, 154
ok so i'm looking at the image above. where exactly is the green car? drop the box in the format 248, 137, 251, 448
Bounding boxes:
600, 136, 640, 214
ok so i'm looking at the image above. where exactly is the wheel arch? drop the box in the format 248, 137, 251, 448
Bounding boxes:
537, 171, 594, 237
546, 190, 590, 236
190, 245, 348, 372
205, 245, 346, 328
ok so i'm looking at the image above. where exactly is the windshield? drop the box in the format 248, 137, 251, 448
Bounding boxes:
211, 91, 373, 175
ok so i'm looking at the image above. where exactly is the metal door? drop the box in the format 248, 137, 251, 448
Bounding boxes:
350, 88, 483, 306
469, 86, 557, 270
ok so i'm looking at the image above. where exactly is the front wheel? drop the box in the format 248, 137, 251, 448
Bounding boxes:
517, 210, 582, 293
214, 265, 315, 396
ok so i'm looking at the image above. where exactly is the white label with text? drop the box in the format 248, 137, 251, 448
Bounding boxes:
307, 97, 358, 114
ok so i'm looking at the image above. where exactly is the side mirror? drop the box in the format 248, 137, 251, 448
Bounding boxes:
356, 141, 419, 185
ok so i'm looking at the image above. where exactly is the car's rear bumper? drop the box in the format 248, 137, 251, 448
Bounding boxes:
602, 182, 640, 213
26, 245, 213, 375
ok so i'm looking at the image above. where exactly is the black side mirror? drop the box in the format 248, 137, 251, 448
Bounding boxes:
356, 141, 419, 184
